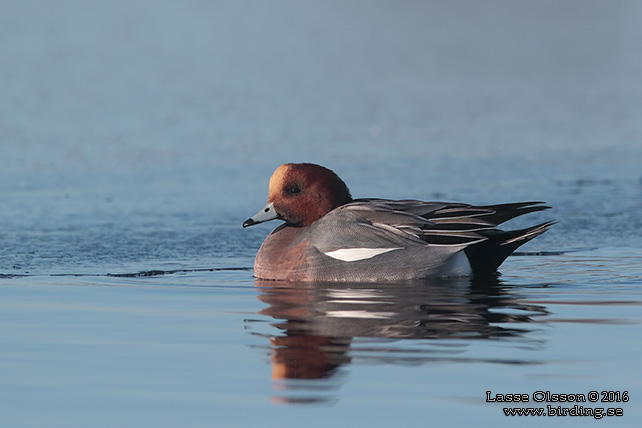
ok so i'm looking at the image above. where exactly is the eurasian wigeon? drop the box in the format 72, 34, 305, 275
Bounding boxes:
243, 163, 553, 282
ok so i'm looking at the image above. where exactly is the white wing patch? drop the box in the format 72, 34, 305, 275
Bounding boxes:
323, 247, 403, 262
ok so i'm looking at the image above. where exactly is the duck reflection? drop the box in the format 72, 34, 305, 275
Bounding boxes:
253, 276, 548, 402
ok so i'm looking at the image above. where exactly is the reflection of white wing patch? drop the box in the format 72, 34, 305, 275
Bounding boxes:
326, 310, 396, 319
324, 247, 402, 262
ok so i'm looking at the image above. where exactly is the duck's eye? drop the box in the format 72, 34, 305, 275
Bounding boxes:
285, 184, 302, 195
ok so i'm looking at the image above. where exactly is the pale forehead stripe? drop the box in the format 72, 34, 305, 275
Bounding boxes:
268, 165, 290, 196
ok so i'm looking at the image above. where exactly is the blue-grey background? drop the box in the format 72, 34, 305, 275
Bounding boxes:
1, 1, 641, 427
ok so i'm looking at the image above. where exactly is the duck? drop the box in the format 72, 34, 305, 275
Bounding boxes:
243, 163, 553, 282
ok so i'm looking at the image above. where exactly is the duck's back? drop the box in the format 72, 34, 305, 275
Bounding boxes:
254, 200, 552, 282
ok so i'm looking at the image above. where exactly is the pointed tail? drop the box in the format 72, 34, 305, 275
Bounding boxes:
464, 221, 557, 275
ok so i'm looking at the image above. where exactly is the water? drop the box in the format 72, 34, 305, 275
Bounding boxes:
1, 1, 641, 426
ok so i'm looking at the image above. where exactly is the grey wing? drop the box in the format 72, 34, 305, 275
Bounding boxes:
308, 200, 493, 253
348, 199, 550, 243
303, 199, 551, 280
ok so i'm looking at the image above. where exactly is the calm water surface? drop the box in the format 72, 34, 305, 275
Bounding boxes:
2, 1, 642, 427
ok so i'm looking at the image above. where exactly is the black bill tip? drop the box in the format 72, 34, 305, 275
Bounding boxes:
242, 218, 257, 228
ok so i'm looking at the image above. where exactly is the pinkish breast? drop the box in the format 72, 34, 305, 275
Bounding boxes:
253, 226, 311, 281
